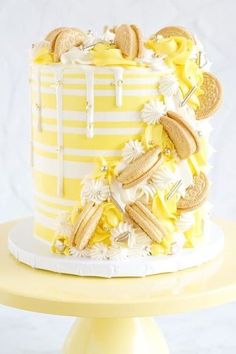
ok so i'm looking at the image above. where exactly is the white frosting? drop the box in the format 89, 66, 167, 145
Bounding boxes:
81, 178, 110, 205
141, 99, 166, 125
150, 167, 178, 190
176, 212, 195, 232
83, 30, 99, 48
171, 232, 186, 254
175, 160, 194, 197
55, 68, 64, 197
135, 183, 158, 204
61, 47, 93, 65
121, 140, 144, 164
127, 245, 151, 258
137, 49, 172, 73
102, 28, 115, 43
159, 75, 179, 96
107, 246, 129, 260
31, 40, 50, 58
55, 212, 73, 237
111, 222, 136, 248
89, 243, 109, 260
190, 36, 211, 71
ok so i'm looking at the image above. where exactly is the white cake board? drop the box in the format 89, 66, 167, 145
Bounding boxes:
8, 218, 224, 278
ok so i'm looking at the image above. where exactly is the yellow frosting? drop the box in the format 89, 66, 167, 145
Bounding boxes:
33, 47, 53, 64
91, 43, 137, 67
146, 36, 203, 109
89, 202, 122, 246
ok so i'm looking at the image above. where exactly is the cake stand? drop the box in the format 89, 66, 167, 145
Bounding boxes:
0, 219, 236, 354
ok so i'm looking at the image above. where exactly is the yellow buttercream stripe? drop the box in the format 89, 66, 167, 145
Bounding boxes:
33, 130, 143, 149
32, 116, 145, 129
34, 223, 54, 242
33, 148, 121, 162
35, 196, 73, 212
33, 170, 82, 200
32, 93, 157, 111
32, 82, 159, 91
35, 206, 56, 218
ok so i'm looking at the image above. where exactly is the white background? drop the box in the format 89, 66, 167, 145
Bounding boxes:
0, 0, 236, 352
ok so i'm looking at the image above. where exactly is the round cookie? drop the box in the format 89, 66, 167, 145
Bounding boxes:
117, 147, 163, 189
53, 28, 86, 62
196, 72, 223, 119
177, 172, 209, 213
154, 26, 195, 42
71, 203, 103, 250
160, 111, 200, 160
45, 27, 68, 52
115, 24, 144, 60
126, 201, 165, 242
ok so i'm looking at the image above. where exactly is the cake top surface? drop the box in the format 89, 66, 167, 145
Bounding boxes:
31, 24, 207, 70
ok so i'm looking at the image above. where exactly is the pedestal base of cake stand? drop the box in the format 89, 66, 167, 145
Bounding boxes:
63, 317, 169, 354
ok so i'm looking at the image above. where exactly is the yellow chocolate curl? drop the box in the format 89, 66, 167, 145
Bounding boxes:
184, 208, 205, 247
188, 137, 208, 175
33, 47, 53, 64
93, 156, 118, 184
91, 43, 137, 67
146, 36, 203, 109
89, 202, 123, 246
152, 189, 179, 222
142, 123, 175, 160
151, 232, 174, 256
51, 235, 70, 255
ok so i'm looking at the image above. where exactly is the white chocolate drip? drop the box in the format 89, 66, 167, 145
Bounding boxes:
35, 66, 42, 131
29, 66, 34, 168
55, 68, 64, 197
85, 69, 95, 138
113, 67, 124, 107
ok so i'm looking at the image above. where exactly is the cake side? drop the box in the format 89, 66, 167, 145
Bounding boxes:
30, 24, 222, 261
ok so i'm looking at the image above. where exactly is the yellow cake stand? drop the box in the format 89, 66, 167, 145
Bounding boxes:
0, 219, 236, 354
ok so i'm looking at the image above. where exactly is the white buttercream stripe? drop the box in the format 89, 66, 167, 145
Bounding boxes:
33, 141, 122, 157
35, 201, 62, 215
34, 154, 95, 178
29, 67, 34, 168
114, 68, 124, 107
55, 69, 64, 197
35, 211, 55, 230
85, 69, 95, 138
32, 87, 158, 97
35, 67, 42, 131
33, 123, 143, 135
34, 109, 141, 122
32, 76, 160, 85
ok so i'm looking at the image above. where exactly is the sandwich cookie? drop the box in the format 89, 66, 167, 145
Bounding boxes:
160, 111, 201, 160
153, 26, 195, 42
45, 27, 68, 52
45, 27, 86, 62
125, 200, 166, 243
177, 172, 209, 213
115, 24, 144, 60
70, 202, 103, 250
117, 146, 163, 189
196, 72, 223, 119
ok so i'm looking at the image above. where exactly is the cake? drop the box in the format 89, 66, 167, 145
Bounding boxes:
28, 24, 223, 273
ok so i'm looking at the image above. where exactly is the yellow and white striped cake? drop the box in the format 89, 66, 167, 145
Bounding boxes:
29, 24, 222, 262
31, 66, 163, 242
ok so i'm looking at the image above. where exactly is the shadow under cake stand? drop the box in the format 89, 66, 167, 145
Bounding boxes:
0, 218, 236, 354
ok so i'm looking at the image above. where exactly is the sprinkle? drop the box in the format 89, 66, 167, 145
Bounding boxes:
180, 86, 197, 107
166, 180, 183, 200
